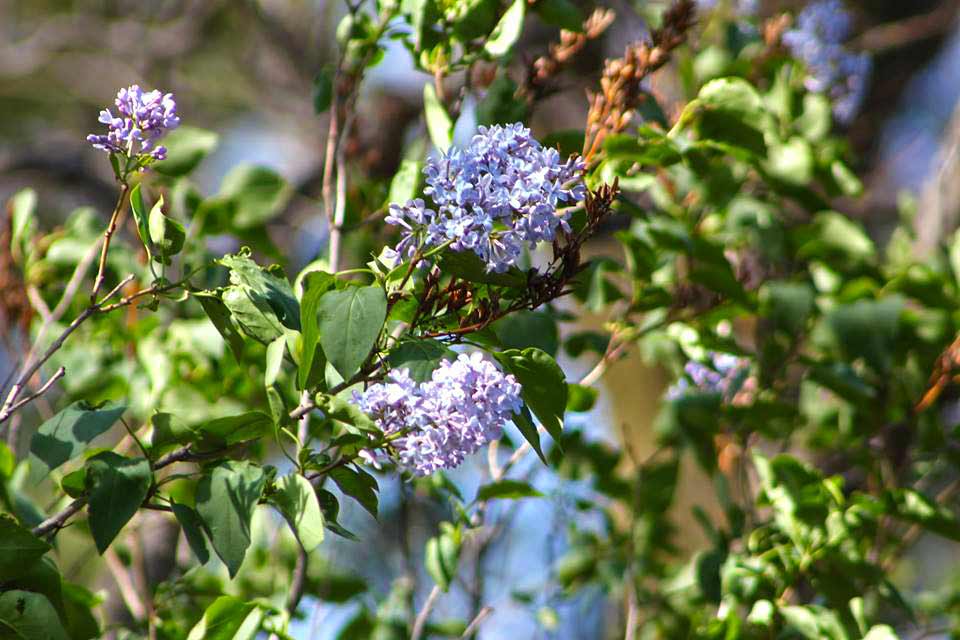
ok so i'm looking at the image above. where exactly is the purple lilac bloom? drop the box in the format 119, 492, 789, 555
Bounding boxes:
353, 352, 523, 476
782, 0, 871, 124
667, 352, 750, 401
386, 123, 586, 273
87, 85, 180, 161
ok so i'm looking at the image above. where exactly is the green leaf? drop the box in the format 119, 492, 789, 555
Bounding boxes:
886, 489, 960, 541
475, 73, 528, 127
862, 626, 898, 640
187, 596, 262, 640
493, 348, 567, 442
387, 340, 452, 382
9, 188, 37, 250
85, 452, 153, 553
29, 401, 126, 478
566, 383, 597, 412
766, 137, 814, 186
315, 393, 379, 433
534, 0, 584, 31
492, 311, 559, 356
0, 515, 51, 581
780, 605, 848, 640
60, 583, 100, 640
759, 281, 814, 336
149, 412, 196, 449
265, 336, 285, 387
273, 473, 325, 552
425, 524, 461, 592
171, 501, 211, 565
423, 83, 453, 152
386, 158, 423, 207
318, 285, 387, 379
129, 184, 155, 263
298, 271, 337, 389
218, 165, 291, 229
196, 292, 246, 362
476, 479, 542, 501
0, 591, 70, 640
484, 0, 525, 57
196, 461, 266, 577
821, 297, 903, 375
329, 466, 379, 518
152, 126, 219, 177
437, 250, 527, 287
148, 195, 186, 261
198, 412, 273, 447
513, 405, 546, 464
218, 252, 300, 331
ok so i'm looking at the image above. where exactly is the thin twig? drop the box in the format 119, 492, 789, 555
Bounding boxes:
104, 546, 147, 620
32, 498, 86, 537
461, 606, 493, 638
410, 585, 441, 640
90, 182, 131, 302
2, 366, 64, 417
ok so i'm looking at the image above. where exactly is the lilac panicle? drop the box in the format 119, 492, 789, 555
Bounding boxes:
353, 352, 523, 476
667, 352, 750, 401
87, 85, 180, 163
386, 123, 586, 273
782, 0, 871, 124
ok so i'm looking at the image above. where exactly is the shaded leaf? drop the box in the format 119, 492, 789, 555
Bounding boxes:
318, 285, 386, 379
85, 452, 153, 553
29, 401, 126, 479
274, 473, 325, 552
196, 461, 266, 577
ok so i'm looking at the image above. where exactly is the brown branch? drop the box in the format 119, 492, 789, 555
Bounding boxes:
853, 1, 960, 53
90, 181, 131, 303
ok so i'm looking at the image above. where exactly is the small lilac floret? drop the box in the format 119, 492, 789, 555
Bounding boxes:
87, 84, 180, 162
667, 352, 750, 401
353, 352, 523, 476
782, 0, 871, 124
386, 123, 586, 273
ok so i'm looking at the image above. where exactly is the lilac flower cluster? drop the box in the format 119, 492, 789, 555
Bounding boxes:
698, 0, 757, 14
353, 352, 523, 476
667, 352, 750, 401
386, 124, 586, 273
783, 0, 872, 123
87, 85, 180, 162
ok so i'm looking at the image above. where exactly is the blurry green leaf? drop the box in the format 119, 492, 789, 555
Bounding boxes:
862, 626, 898, 640
534, 0, 583, 31
494, 348, 567, 442
821, 297, 903, 374
386, 158, 423, 208
152, 126, 219, 177
313, 66, 335, 114
566, 383, 597, 412
492, 311, 559, 356
0, 591, 69, 640
60, 583, 100, 640
425, 523, 461, 591
830, 160, 863, 198
780, 605, 848, 640
796, 93, 832, 141
767, 137, 814, 186
218, 165, 291, 229
186, 596, 261, 640
171, 501, 211, 565
197, 411, 273, 447
329, 466, 379, 518
388, 340, 452, 382
886, 489, 960, 541
423, 83, 453, 152
759, 281, 814, 336
477, 479, 542, 501
484, 0, 525, 57
0, 515, 51, 581
85, 452, 152, 553
795, 211, 875, 266
196, 461, 266, 578
274, 473, 325, 552
318, 285, 387, 379
9, 188, 37, 259
29, 401, 126, 478
476, 73, 527, 126
128, 183, 155, 263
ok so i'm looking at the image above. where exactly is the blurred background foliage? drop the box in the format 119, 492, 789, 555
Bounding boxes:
4, 0, 960, 639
